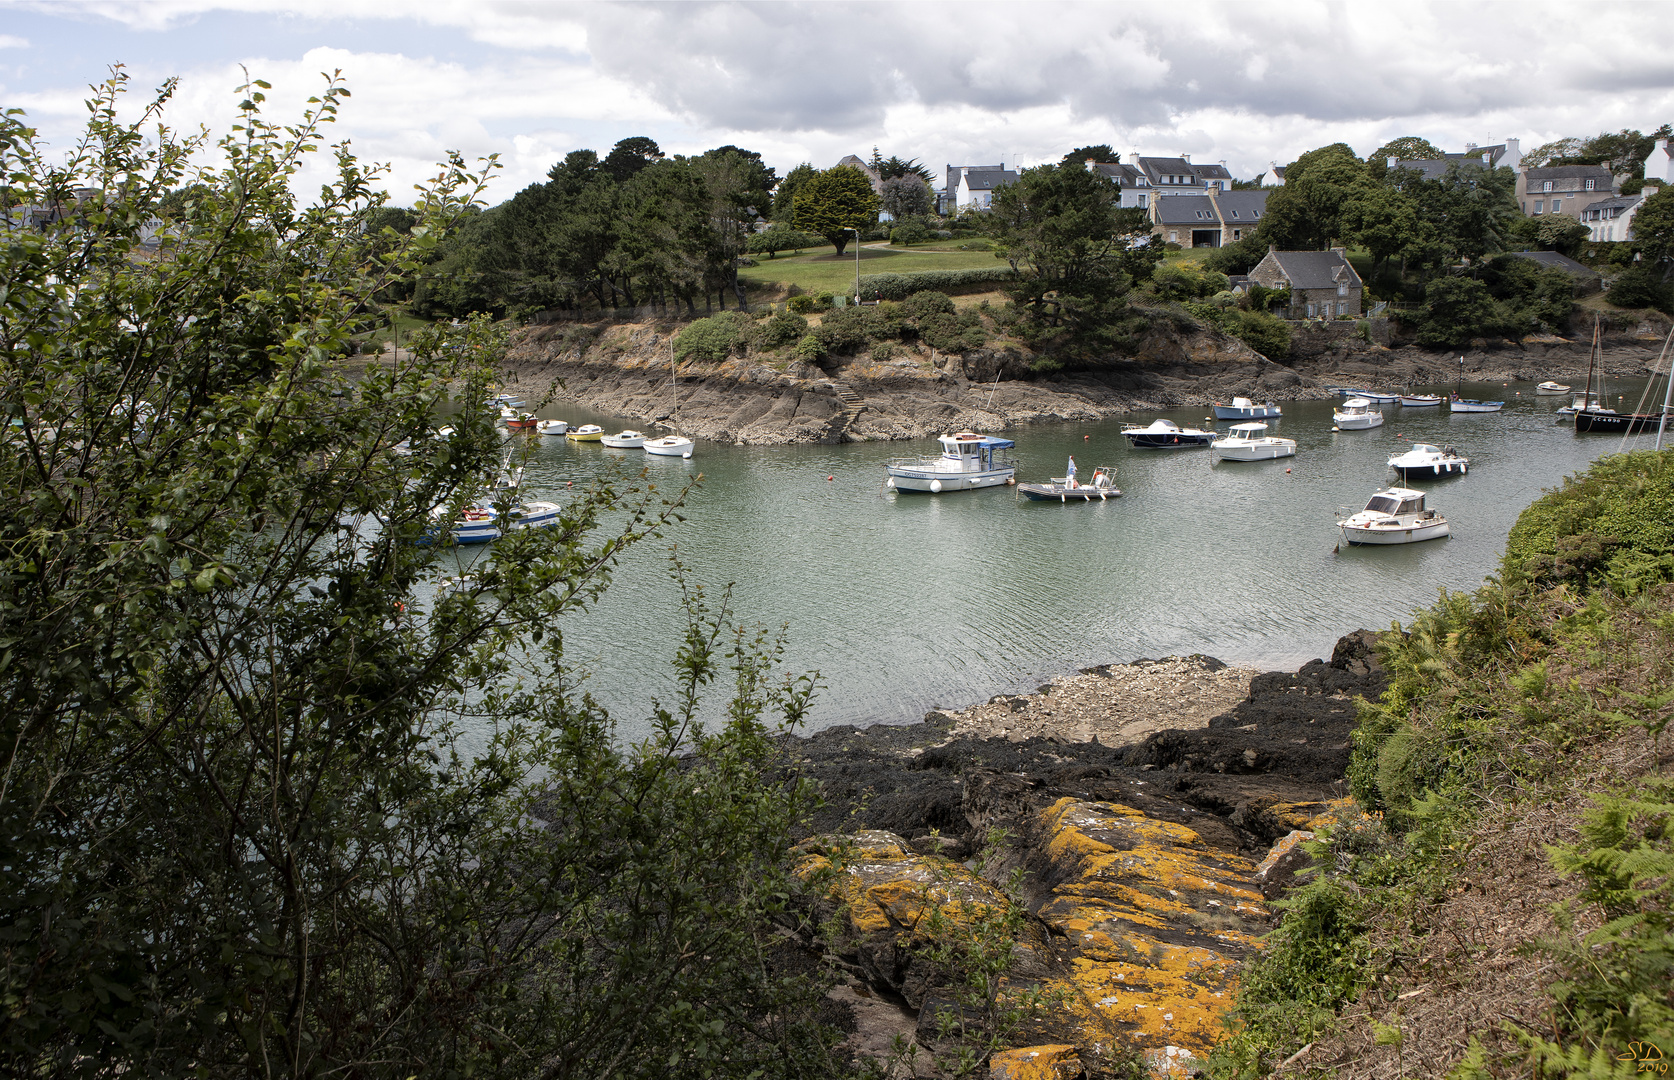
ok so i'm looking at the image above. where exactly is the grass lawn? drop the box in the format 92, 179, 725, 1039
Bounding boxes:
355, 311, 434, 354
740, 242, 1006, 299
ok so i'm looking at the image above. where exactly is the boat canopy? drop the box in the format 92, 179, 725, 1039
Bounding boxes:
1365, 488, 1426, 515
1228, 422, 1269, 434
940, 432, 1014, 449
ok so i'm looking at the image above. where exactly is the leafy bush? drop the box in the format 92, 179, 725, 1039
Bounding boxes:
760, 309, 809, 347
792, 333, 825, 362
674, 311, 755, 361
1150, 261, 1230, 302
1607, 264, 1674, 312
787, 294, 824, 314
1413, 276, 1510, 348
889, 221, 930, 246
902, 290, 956, 320
1228, 309, 1293, 359
812, 306, 871, 354
857, 268, 1014, 301
921, 310, 987, 353
1503, 450, 1674, 591
745, 227, 821, 257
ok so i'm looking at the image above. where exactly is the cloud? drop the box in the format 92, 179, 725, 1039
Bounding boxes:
0, 34, 28, 48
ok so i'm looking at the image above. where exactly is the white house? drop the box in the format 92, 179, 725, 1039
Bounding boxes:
944, 163, 1018, 210
1579, 186, 1659, 242
1643, 138, 1674, 186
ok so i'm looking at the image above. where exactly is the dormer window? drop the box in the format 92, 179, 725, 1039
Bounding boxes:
1585, 178, 1595, 191
1543, 180, 1553, 192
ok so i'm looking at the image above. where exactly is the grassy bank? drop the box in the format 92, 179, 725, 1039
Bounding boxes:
740, 241, 1004, 299
1215, 450, 1674, 1080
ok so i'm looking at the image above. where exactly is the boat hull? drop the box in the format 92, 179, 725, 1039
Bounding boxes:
1123, 432, 1213, 448
1212, 404, 1282, 420
1018, 482, 1120, 501
1400, 395, 1443, 407
567, 428, 604, 441
1535, 382, 1571, 396
643, 436, 694, 457
1391, 462, 1468, 478
1574, 411, 1664, 434
1449, 400, 1504, 413
1334, 413, 1385, 430
1340, 520, 1450, 545
601, 433, 646, 448
887, 467, 1013, 492
1211, 442, 1296, 462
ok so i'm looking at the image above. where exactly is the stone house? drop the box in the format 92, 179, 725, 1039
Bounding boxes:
1247, 247, 1364, 318
1519, 164, 1616, 218
1150, 189, 1270, 247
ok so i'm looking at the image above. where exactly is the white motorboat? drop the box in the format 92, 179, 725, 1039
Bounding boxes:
1535, 381, 1571, 396
566, 424, 605, 441
1333, 397, 1385, 430
601, 429, 646, 448
643, 435, 695, 458
1400, 393, 1443, 407
1212, 396, 1282, 421
488, 394, 525, 409
886, 432, 1016, 492
535, 419, 569, 436
1120, 418, 1215, 448
1338, 487, 1449, 545
1340, 389, 1401, 404
1448, 394, 1503, 413
1388, 442, 1469, 478
1210, 422, 1296, 462
428, 500, 562, 545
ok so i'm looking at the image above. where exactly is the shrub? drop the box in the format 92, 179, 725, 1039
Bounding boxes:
889, 221, 930, 246
812, 306, 871, 354
870, 341, 899, 362
1607, 264, 1674, 312
760, 309, 809, 347
792, 333, 825, 362
857, 268, 1014, 301
786, 294, 822, 315
1228, 309, 1293, 360
921, 310, 987, 353
745, 227, 820, 258
902, 290, 956, 320
674, 313, 747, 362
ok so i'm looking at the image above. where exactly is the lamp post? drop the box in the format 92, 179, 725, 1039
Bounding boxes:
848, 226, 861, 305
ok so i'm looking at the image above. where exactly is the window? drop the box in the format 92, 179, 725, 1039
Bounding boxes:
1543, 180, 1553, 192
1585, 178, 1596, 191
1534, 200, 1544, 213
1229, 210, 1239, 218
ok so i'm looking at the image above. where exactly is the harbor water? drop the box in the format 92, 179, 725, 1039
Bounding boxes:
446, 380, 1668, 745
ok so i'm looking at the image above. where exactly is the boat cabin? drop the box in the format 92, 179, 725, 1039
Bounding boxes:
1364, 488, 1426, 516
1227, 422, 1269, 437
939, 431, 1015, 471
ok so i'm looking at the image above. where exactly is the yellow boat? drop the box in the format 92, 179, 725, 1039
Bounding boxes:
566, 424, 604, 442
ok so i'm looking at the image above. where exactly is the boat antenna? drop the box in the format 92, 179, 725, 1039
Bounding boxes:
984, 369, 1002, 409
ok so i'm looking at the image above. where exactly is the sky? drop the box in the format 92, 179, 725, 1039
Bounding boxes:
4, 0, 1673, 206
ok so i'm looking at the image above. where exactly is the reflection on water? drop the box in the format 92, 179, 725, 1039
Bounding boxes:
433, 380, 1666, 744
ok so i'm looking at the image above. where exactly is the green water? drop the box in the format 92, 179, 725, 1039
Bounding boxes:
444, 379, 1666, 743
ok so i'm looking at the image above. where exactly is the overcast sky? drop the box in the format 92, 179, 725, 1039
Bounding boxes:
6, 0, 1673, 205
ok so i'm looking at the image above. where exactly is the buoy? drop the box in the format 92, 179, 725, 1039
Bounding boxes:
1285, 468, 1292, 473
1084, 434, 1090, 440
930, 479, 943, 493
827, 475, 834, 481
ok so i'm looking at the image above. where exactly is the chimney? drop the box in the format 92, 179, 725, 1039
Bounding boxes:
1086, 158, 1097, 172
1465, 141, 1477, 152
1646, 185, 1662, 197
1388, 155, 1398, 169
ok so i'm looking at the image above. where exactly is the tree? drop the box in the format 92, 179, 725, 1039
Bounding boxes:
0, 71, 836, 1078
1414, 276, 1508, 347
1372, 136, 1445, 164
1060, 144, 1117, 168
880, 174, 932, 220
1524, 137, 1587, 169
1344, 182, 1420, 276
688, 146, 779, 310
601, 135, 664, 182
1629, 186, 1674, 277
1257, 143, 1365, 249
790, 164, 879, 256
988, 163, 1146, 324
772, 161, 817, 221
876, 154, 935, 184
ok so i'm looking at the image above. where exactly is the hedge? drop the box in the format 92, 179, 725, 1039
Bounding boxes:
857, 268, 1015, 301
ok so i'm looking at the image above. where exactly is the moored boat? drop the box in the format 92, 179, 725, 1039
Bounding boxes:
427, 500, 563, 545
1120, 418, 1215, 448
1536, 381, 1571, 396
1212, 396, 1282, 421
643, 434, 695, 458
601, 429, 646, 448
535, 419, 569, 436
1338, 487, 1449, 545
1346, 389, 1402, 404
1388, 443, 1469, 478
1333, 397, 1385, 430
566, 424, 605, 441
1400, 393, 1443, 407
1574, 410, 1665, 435
502, 412, 540, 430
1209, 422, 1296, 462
1448, 394, 1504, 413
886, 432, 1016, 492
1018, 466, 1120, 501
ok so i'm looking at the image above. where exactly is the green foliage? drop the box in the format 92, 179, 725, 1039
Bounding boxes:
760, 308, 810, 346
1482, 255, 1579, 331
1607, 264, 1674, 313
812, 306, 872, 354
1413, 276, 1508, 347
921, 309, 988, 353
880, 175, 932, 221
792, 332, 826, 362
1227, 309, 1293, 359
0, 72, 836, 1078
1150, 261, 1230, 301
857, 267, 1014, 301
1203, 234, 1269, 275
889, 219, 930, 246
1633, 187, 1674, 274
902, 290, 957, 320
1503, 451, 1674, 591
790, 164, 880, 256
1372, 136, 1445, 166
674, 310, 758, 362
1257, 143, 1366, 249
746, 226, 820, 257
1517, 779, 1674, 1077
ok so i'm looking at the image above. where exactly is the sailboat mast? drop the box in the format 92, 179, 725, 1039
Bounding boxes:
1584, 316, 1599, 408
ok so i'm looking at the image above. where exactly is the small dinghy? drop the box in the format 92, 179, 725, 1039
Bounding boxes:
535, 419, 568, 436
1448, 394, 1503, 413
1338, 487, 1449, 546
643, 434, 695, 458
426, 501, 563, 545
1212, 396, 1282, 420
566, 424, 604, 441
1535, 381, 1571, 396
1018, 466, 1120, 502
1400, 393, 1443, 407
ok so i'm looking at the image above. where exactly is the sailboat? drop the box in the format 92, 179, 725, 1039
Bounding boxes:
1448, 356, 1503, 412
1574, 317, 1667, 435
644, 335, 695, 458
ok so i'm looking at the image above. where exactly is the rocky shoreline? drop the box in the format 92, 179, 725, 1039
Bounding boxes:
782, 631, 1389, 1076
463, 314, 1674, 446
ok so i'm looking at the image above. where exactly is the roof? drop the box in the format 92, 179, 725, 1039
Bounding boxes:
1135, 157, 1201, 185
1504, 250, 1600, 278
1214, 190, 1269, 219
1152, 189, 1269, 225
1260, 249, 1364, 290
1391, 155, 1492, 180
1090, 162, 1143, 185
1524, 164, 1614, 181
1582, 193, 1641, 213
961, 167, 1017, 191
1191, 162, 1232, 181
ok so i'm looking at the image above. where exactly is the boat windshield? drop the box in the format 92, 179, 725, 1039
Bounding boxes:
1398, 497, 1424, 514
1411, 444, 1438, 454
1366, 495, 1400, 514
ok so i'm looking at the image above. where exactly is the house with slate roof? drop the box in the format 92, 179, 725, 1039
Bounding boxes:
1503, 250, 1603, 294
1519, 164, 1615, 219
1643, 138, 1674, 186
1084, 161, 1152, 209
1247, 247, 1364, 319
943, 163, 1018, 210
1150, 189, 1270, 248
1578, 186, 1659, 243
835, 154, 883, 196
1387, 139, 1522, 182
1082, 155, 1234, 210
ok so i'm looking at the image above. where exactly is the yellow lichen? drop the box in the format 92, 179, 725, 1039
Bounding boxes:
989, 1043, 1082, 1079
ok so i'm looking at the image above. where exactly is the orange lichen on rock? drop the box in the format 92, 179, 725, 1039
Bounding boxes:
989, 1043, 1082, 1080
1030, 798, 1271, 1064
795, 830, 1007, 939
